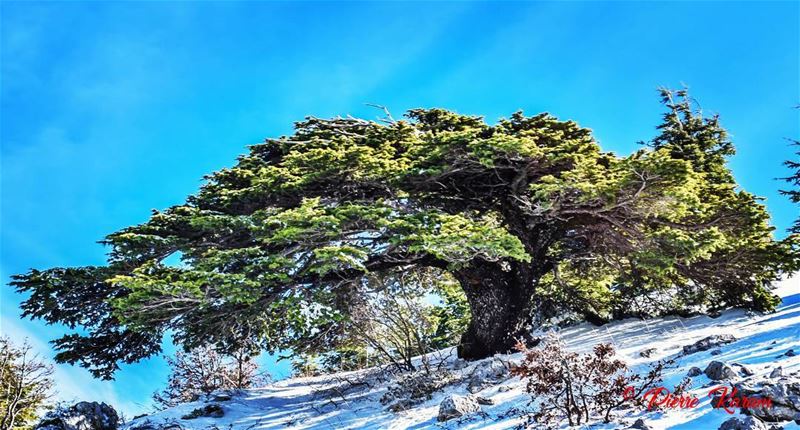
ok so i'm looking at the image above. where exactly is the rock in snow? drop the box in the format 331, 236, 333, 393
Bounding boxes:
127, 421, 182, 430
682, 334, 737, 355
181, 404, 224, 420
437, 394, 481, 421
466, 358, 509, 393
735, 363, 755, 377
625, 418, 652, 429
200, 391, 233, 402
639, 347, 657, 358
722, 376, 800, 423
687, 366, 704, 377
35, 402, 119, 430
743, 381, 800, 422
718, 416, 768, 430
705, 361, 738, 380
475, 396, 494, 405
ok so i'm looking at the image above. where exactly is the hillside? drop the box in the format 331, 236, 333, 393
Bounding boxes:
123, 278, 800, 430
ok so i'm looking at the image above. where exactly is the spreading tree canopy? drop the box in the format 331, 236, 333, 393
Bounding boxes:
12, 90, 798, 379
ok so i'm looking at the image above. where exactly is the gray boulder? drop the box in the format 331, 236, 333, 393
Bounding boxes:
744, 387, 800, 422
452, 359, 468, 370
475, 396, 494, 405
466, 358, 509, 393
734, 378, 800, 422
683, 334, 737, 355
705, 361, 738, 380
35, 402, 118, 430
180, 404, 224, 420
626, 418, 652, 429
387, 399, 417, 413
770, 367, 783, 379
735, 364, 755, 377
437, 394, 481, 421
742, 380, 800, 422
208, 392, 233, 402
687, 367, 703, 377
127, 421, 183, 430
746, 403, 800, 423
639, 348, 657, 358
718, 416, 768, 430
757, 380, 800, 407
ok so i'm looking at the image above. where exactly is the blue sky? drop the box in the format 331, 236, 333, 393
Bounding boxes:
1, 0, 798, 417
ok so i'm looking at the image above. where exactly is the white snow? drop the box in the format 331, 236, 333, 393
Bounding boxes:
126, 277, 800, 429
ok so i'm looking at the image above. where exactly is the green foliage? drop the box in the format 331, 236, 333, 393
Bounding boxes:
290, 354, 320, 378
9, 267, 162, 379
319, 347, 369, 373
429, 275, 470, 349
1, 338, 53, 430
781, 140, 800, 234
11, 91, 798, 375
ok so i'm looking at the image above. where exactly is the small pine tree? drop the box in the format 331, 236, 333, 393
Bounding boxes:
781, 140, 800, 234
153, 345, 268, 409
0, 337, 54, 430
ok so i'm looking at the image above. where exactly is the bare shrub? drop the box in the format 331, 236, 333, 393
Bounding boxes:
328, 268, 464, 375
0, 337, 53, 430
511, 334, 670, 428
291, 268, 466, 377
153, 344, 269, 409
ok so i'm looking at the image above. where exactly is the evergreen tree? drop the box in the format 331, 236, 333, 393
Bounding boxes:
781, 140, 800, 234
11, 91, 797, 378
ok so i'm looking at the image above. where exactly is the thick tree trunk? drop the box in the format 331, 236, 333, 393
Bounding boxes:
455, 259, 538, 360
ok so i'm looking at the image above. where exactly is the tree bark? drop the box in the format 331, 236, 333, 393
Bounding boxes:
455, 259, 538, 360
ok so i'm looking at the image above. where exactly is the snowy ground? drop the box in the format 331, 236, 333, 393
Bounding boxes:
126, 278, 799, 430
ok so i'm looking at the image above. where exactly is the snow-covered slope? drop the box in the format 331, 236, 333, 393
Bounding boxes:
125, 278, 799, 430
